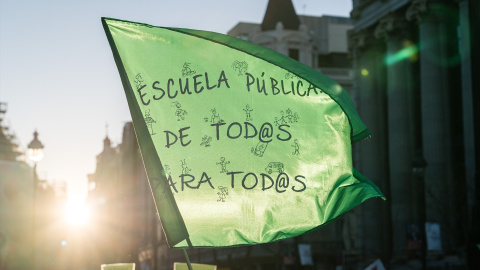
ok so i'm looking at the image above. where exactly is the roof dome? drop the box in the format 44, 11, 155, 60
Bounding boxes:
261, 0, 300, 31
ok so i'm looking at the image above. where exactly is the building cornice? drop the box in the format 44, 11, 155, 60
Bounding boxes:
407, 0, 458, 22
374, 13, 412, 41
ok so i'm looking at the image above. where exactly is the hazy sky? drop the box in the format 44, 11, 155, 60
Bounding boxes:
0, 0, 352, 198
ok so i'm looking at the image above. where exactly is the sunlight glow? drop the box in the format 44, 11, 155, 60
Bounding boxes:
65, 198, 90, 226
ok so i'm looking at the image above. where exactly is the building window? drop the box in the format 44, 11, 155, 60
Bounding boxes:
288, 49, 299, 61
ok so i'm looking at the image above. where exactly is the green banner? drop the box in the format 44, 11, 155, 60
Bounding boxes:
174, 263, 216, 270
101, 263, 135, 270
102, 17, 384, 249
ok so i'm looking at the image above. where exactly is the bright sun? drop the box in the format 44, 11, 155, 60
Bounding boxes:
65, 197, 90, 226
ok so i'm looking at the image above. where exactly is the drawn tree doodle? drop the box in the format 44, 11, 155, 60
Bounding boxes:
144, 109, 156, 135
252, 142, 269, 157
285, 108, 299, 123
180, 159, 191, 175
277, 111, 288, 126
200, 135, 212, 147
231, 60, 248, 76
291, 139, 300, 155
217, 186, 229, 202
182, 62, 196, 77
285, 72, 300, 80
274, 109, 299, 126
253, 108, 301, 157
172, 101, 187, 121
135, 73, 145, 89
216, 157, 230, 173
273, 117, 281, 126
265, 162, 284, 174
243, 104, 253, 121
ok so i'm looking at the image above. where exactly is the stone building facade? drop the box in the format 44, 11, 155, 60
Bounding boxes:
87, 122, 159, 269
228, 0, 354, 95
348, 0, 478, 266
0, 103, 68, 270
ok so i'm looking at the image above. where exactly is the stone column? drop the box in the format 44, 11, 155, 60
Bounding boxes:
407, 0, 457, 249
375, 13, 417, 253
457, 0, 475, 222
349, 28, 391, 261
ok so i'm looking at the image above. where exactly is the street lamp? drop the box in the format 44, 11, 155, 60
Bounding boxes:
28, 130, 44, 164
412, 152, 427, 270
28, 130, 44, 270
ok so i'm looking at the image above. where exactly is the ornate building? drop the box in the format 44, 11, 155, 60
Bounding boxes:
87, 122, 159, 269
228, 0, 354, 95
0, 102, 67, 270
0, 102, 33, 269
349, 0, 478, 267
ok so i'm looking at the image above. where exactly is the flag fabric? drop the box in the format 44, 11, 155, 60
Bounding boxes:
174, 263, 216, 270
101, 263, 135, 270
102, 17, 384, 249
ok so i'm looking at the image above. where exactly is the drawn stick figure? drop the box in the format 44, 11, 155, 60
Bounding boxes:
172, 101, 187, 121
292, 139, 300, 155
200, 135, 212, 147
182, 62, 196, 77
216, 157, 230, 173
144, 109, 156, 135
210, 108, 220, 123
163, 165, 171, 177
217, 186, 229, 202
279, 111, 287, 125
135, 73, 145, 89
252, 142, 269, 157
181, 159, 191, 175
243, 104, 253, 121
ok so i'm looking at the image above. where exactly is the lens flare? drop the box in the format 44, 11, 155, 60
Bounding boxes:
385, 40, 419, 65
65, 198, 90, 226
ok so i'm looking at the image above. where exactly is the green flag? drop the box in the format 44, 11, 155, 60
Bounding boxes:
102, 17, 384, 249
101, 263, 135, 270
174, 263, 216, 270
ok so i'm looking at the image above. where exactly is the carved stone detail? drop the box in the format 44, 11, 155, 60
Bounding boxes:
349, 29, 376, 51
348, 28, 384, 58
374, 13, 412, 41
406, 0, 455, 23
407, 0, 428, 22
350, 8, 361, 21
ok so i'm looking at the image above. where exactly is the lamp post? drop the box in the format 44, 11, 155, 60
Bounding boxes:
412, 153, 427, 270
28, 130, 44, 270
